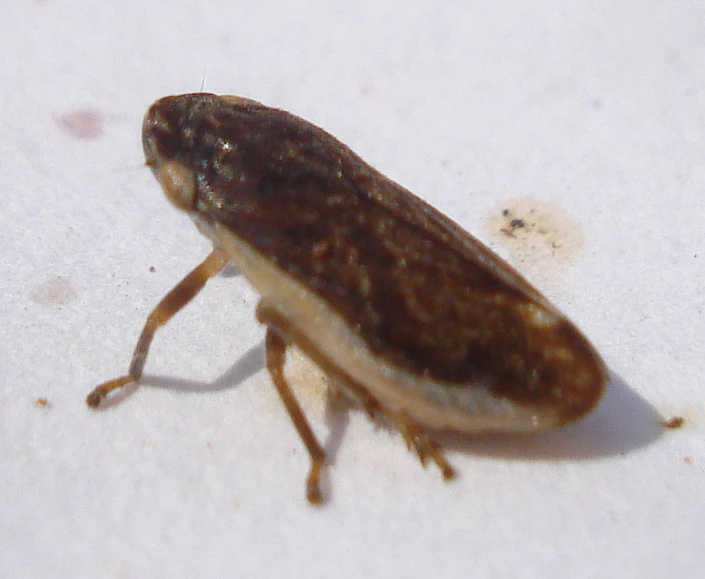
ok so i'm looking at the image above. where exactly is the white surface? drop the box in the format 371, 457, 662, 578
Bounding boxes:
1, 1, 703, 578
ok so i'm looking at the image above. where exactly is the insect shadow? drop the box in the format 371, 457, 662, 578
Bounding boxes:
437, 370, 662, 461
94, 341, 264, 409
95, 338, 352, 463
102, 343, 660, 469
322, 368, 662, 464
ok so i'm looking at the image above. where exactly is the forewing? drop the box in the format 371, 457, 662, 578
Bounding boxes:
187, 97, 606, 420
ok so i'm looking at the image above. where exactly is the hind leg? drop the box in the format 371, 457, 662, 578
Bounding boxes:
387, 411, 456, 480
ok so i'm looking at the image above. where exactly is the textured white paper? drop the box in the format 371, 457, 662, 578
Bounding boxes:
1, 1, 703, 577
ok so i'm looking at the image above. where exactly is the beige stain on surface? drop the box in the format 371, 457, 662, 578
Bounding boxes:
258, 345, 334, 420
56, 109, 105, 140
486, 197, 583, 288
30, 276, 77, 307
284, 346, 330, 416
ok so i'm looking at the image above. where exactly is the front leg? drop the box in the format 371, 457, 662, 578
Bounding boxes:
87, 250, 227, 407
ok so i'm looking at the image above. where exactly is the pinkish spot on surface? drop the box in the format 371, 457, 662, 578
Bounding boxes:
30, 276, 77, 307
56, 109, 105, 140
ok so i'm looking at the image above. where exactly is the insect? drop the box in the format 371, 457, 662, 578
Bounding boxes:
87, 93, 608, 504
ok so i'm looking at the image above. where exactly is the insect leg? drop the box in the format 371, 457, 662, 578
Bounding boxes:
388, 411, 456, 481
258, 308, 327, 505
86, 249, 227, 408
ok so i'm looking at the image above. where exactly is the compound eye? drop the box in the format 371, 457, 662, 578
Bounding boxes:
155, 159, 197, 213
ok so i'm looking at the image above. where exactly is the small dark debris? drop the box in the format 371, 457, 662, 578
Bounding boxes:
662, 416, 685, 429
